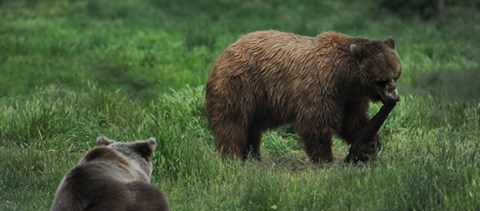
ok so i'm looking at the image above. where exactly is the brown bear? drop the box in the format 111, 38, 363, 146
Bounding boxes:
50, 136, 169, 211
205, 30, 401, 163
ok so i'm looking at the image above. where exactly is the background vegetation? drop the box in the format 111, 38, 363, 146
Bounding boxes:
1, 0, 479, 210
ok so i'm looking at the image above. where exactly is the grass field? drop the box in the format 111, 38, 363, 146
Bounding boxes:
1, 0, 480, 210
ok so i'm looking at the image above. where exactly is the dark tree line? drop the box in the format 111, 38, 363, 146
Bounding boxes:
379, 0, 479, 20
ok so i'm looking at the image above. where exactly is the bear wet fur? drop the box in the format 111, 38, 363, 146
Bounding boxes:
205, 30, 402, 163
50, 136, 169, 211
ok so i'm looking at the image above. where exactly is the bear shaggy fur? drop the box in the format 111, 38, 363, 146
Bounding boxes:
50, 137, 169, 211
205, 30, 402, 163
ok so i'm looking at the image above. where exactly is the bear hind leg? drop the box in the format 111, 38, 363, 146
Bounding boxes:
244, 128, 263, 160
213, 122, 248, 160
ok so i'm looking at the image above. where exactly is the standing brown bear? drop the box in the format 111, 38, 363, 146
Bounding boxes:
205, 30, 401, 163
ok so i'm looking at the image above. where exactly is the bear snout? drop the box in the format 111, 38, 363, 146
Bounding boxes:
381, 88, 400, 104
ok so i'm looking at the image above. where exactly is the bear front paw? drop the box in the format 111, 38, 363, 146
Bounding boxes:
344, 141, 381, 164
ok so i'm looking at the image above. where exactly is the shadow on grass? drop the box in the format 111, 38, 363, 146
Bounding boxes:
411, 68, 480, 102
246, 155, 341, 172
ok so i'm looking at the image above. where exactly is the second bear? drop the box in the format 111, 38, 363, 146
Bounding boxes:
205, 30, 402, 163
50, 136, 169, 211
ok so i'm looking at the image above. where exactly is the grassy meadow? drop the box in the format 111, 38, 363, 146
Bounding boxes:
1, 0, 480, 210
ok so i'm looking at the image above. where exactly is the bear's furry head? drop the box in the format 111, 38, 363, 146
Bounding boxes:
350, 37, 402, 104
96, 136, 157, 179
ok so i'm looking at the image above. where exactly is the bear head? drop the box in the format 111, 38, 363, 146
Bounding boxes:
350, 37, 402, 104
96, 136, 157, 179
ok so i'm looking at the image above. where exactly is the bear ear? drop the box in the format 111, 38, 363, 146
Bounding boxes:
147, 137, 157, 149
350, 43, 367, 60
97, 136, 114, 146
135, 138, 157, 160
385, 36, 395, 49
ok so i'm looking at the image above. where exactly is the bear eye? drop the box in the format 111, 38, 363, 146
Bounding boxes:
376, 79, 388, 87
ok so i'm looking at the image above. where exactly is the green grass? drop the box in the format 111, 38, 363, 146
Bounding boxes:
1, 0, 480, 210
